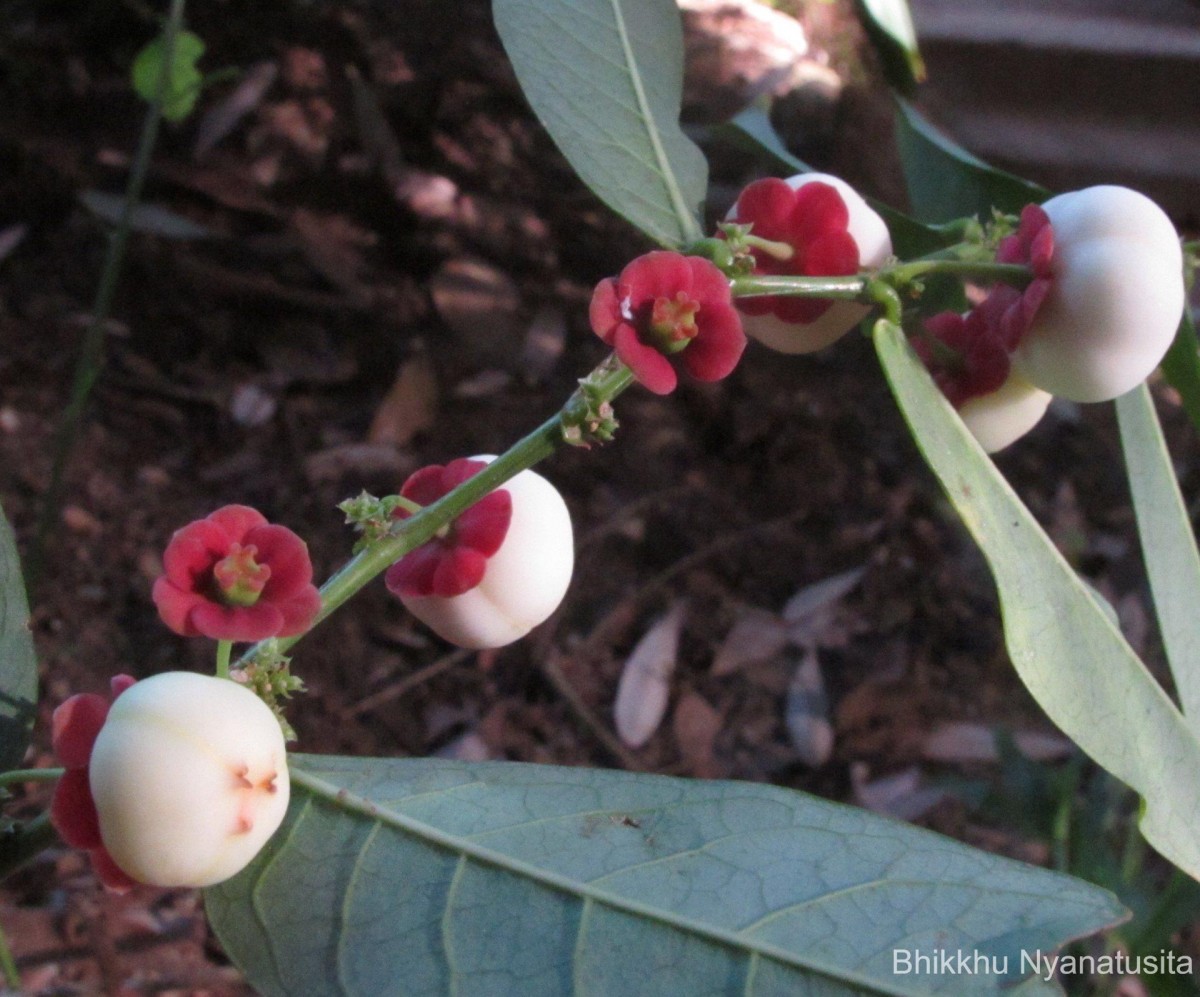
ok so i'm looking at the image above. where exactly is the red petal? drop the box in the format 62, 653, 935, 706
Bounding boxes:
188, 601, 285, 642
804, 231, 859, 276
245, 524, 314, 600
732, 178, 795, 241
924, 311, 967, 347
684, 256, 734, 307
588, 278, 623, 344
620, 251, 695, 302
430, 546, 488, 598
995, 233, 1023, 265
111, 675, 136, 699
206, 505, 269, 544
789, 182, 850, 247
151, 578, 205, 637
682, 304, 746, 382
274, 585, 322, 637
454, 490, 512, 557
385, 543, 443, 598
441, 459, 488, 491
774, 296, 832, 324
90, 847, 138, 893
614, 324, 677, 395
736, 296, 776, 317
52, 694, 109, 768
1030, 224, 1054, 276
160, 519, 228, 587
51, 769, 102, 849
401, 465, 451, 507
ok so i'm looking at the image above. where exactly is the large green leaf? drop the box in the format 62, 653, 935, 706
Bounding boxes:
1159, 310, 1200, 436
0, 503, 37, 772
873, 319, 1200, 883
854, 0, 924, 95
894, 98, 1046, 224
1115, 384, 1200, 727
207, 754, 1125, 996
493, 0, 706, 248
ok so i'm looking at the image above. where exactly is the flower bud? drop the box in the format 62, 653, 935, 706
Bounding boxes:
958, 371, 1053, 453
390, 457, 574, 649
1012, 186, 1184, 403
88, 672, 289, 888
727, 173, 892, 353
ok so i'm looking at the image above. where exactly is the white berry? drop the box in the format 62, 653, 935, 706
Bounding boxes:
958, 371, 1053, 453
89, 672, 289, 888
1012, 186, 1184, 403
730, 172, 892, 354
400, 457, 574, 649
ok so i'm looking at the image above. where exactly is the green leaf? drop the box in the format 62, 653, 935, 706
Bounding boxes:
1159, 310, 1200, 436
894, 98, 1046, 224
0, 502, 37, 773
208, 754, 1126, 996
131, 30, 206, 122
872, 319, 1200, 883
714, 106, 951, 258
1115, 384, 1200, 726
493, 0, 706, 247
853, 0, 925, 95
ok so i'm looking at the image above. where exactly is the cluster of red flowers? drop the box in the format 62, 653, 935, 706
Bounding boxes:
916, 205, 1055, 406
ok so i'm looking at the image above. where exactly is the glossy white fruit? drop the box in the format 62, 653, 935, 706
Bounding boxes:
401, 457, 574, 649
958, 371, 1053, 453
89, 672, 289, 888
1012, 186, 1184, 403
730, 172, 892, 353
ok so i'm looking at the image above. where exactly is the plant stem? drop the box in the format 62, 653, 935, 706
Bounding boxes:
0, 768, 63, 789
237, 357, 636, 668
731, 274, 868, 301
0, 812, 57, 883
30, 0, 188, 586
883, 259, 1032, 288
0, 918, 18, 990
215, 640, 233, 680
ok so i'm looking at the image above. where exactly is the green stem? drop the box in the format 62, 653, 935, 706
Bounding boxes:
30, 0, 188, 587
0, 768, 63, 789
215, 640, 233, 680
731, 274, 868, 302
0, 812, 57, 883
0, 917, 17, 989
883, 259, 1033, 288
237, 357, 636, 668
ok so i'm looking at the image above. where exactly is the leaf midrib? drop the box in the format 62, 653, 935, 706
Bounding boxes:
290, 763, 1028, 997
605, 0, 700, 244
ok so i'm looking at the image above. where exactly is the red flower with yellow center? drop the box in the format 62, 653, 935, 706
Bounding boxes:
588, 251, 745, 395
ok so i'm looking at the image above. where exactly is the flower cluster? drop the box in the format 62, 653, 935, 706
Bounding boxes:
916, 187, 1183, 451
727, 173, 892, 354
386, 458, 574, 649
51, 672, 289, 890
153, 505, 321, 642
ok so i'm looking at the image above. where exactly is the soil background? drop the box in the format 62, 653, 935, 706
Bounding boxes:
0, 0, 1195, 993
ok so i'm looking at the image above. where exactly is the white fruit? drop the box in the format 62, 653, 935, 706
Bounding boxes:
730, 172, 892, 353
958, 371, 1053, 453
89, 672, 289, 888
401, 457, 574, 649
1012, 186, 1184, 403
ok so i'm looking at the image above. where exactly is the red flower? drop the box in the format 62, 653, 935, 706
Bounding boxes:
728, 178, 860, 324
588, 251, 745, 395
385, 459, 512, 599
915, 308, 1012, 407
50, 675, 139, 893
916, 203, 1057, 408
152, 505, 321, 642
